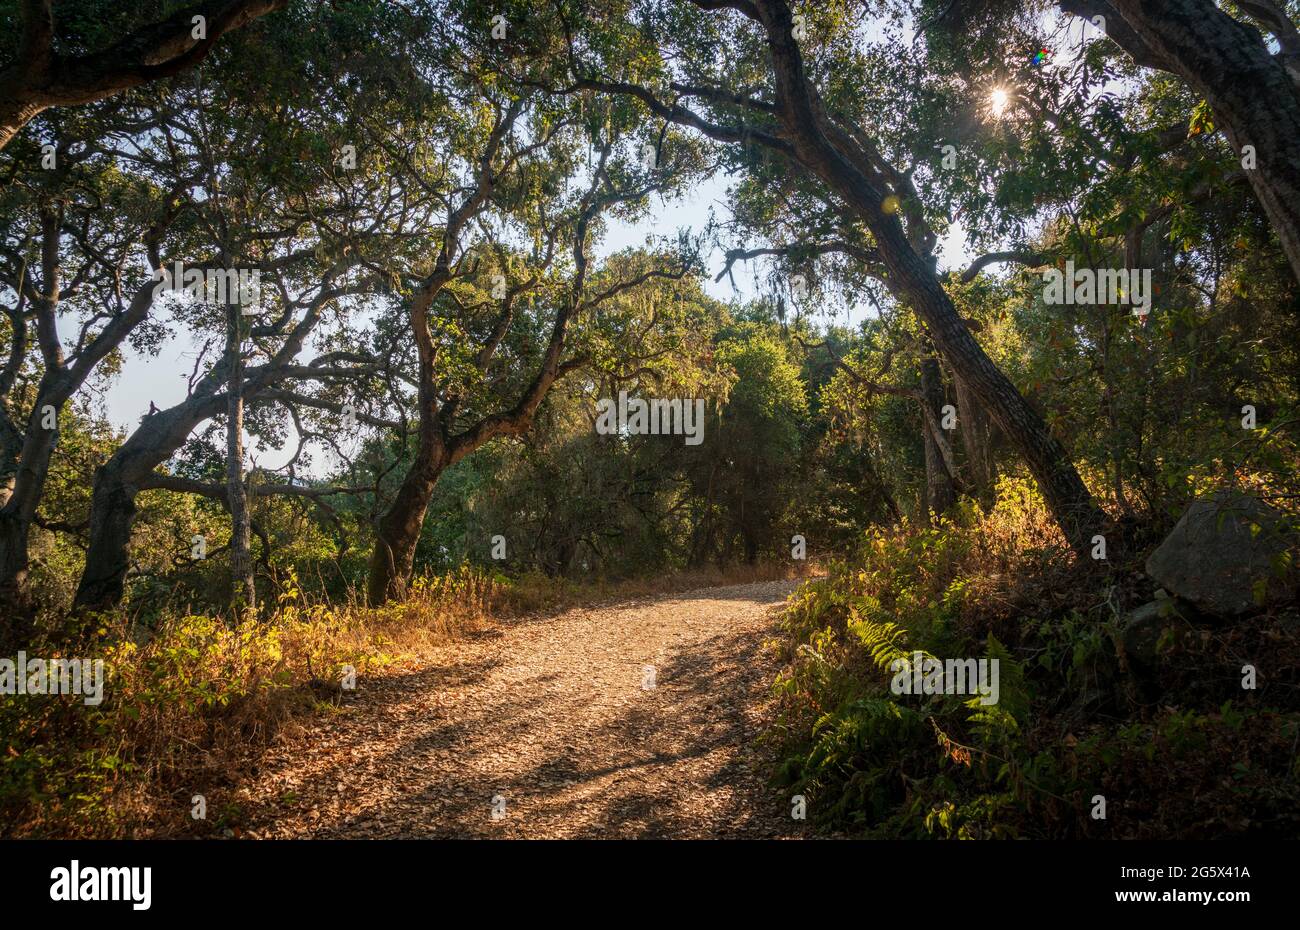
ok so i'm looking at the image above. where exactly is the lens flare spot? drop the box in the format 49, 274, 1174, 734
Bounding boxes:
990, 88, 1010, 118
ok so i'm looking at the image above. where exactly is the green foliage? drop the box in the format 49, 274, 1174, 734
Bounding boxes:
772, 481, 1300, 839
3, 0, 1300, 843
1, 564, 503, 837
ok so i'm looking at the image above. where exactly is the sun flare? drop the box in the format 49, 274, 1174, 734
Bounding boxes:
990, 87, 1010, 118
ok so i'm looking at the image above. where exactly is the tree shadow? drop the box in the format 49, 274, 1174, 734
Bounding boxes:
229, 590, 804, 839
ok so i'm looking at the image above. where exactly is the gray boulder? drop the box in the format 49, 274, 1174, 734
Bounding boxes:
1116, 593, 1175, 665
1145, 491, 1295, 617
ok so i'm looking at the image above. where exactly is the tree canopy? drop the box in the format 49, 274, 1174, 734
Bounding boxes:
1, 0, 1297, 845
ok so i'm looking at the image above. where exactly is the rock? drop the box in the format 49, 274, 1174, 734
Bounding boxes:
1115, 592, 1175, 665
1145, 492, 1295, 617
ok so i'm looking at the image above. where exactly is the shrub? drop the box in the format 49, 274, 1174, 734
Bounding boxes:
770, 478, 1300, 838
1, 564, 500, 838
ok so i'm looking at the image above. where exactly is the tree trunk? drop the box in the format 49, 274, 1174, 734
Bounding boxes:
0, 0, 288, 153
364, 271, 569, 604
953, 370, 996, 509
775, 101, 1099, 546
225, 303, 254, 613
735, 0, 1107, 555
0, 405, 53, 643
73, 389, 228, 611
365, 444, 447, 606
1, 269, 159, 611
365, 282, 450, 606
363, 146, 643, 604
0, 98, 45, 154
905, 260, 1100, 552
71, 266, 326, 610
0, 513, 34, 645
0, 382, 66, 611
72, 468, 138, 610
852, 214, 1101, 555
921, 356, 958, 521
1080, 0, 1300, 286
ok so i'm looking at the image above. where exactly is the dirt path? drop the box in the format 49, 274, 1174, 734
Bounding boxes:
237, 579, 807, 838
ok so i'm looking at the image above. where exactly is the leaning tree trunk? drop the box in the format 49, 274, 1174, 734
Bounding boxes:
900, 261, 1101, 552
748, 0, 1107, 555
787, 129, 1102, 551
74, 386, 228, 611
225, 303, 255, 613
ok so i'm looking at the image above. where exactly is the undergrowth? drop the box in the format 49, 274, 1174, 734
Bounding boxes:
1, 564, 501, 838
770, 477, 1300, 839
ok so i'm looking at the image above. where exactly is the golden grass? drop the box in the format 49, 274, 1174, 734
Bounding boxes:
5, 560, 811, 837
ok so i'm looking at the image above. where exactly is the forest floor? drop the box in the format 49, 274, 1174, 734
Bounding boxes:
234, 579, 809, 838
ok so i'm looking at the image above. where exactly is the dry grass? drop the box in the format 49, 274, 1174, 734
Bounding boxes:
5, 566, 500, 837
3, 560, 813, 837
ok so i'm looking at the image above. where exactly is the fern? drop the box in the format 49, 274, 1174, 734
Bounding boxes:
845, 605, 936, 678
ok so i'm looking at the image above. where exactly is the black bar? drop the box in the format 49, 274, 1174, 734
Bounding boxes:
1, 839, 1280, 916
